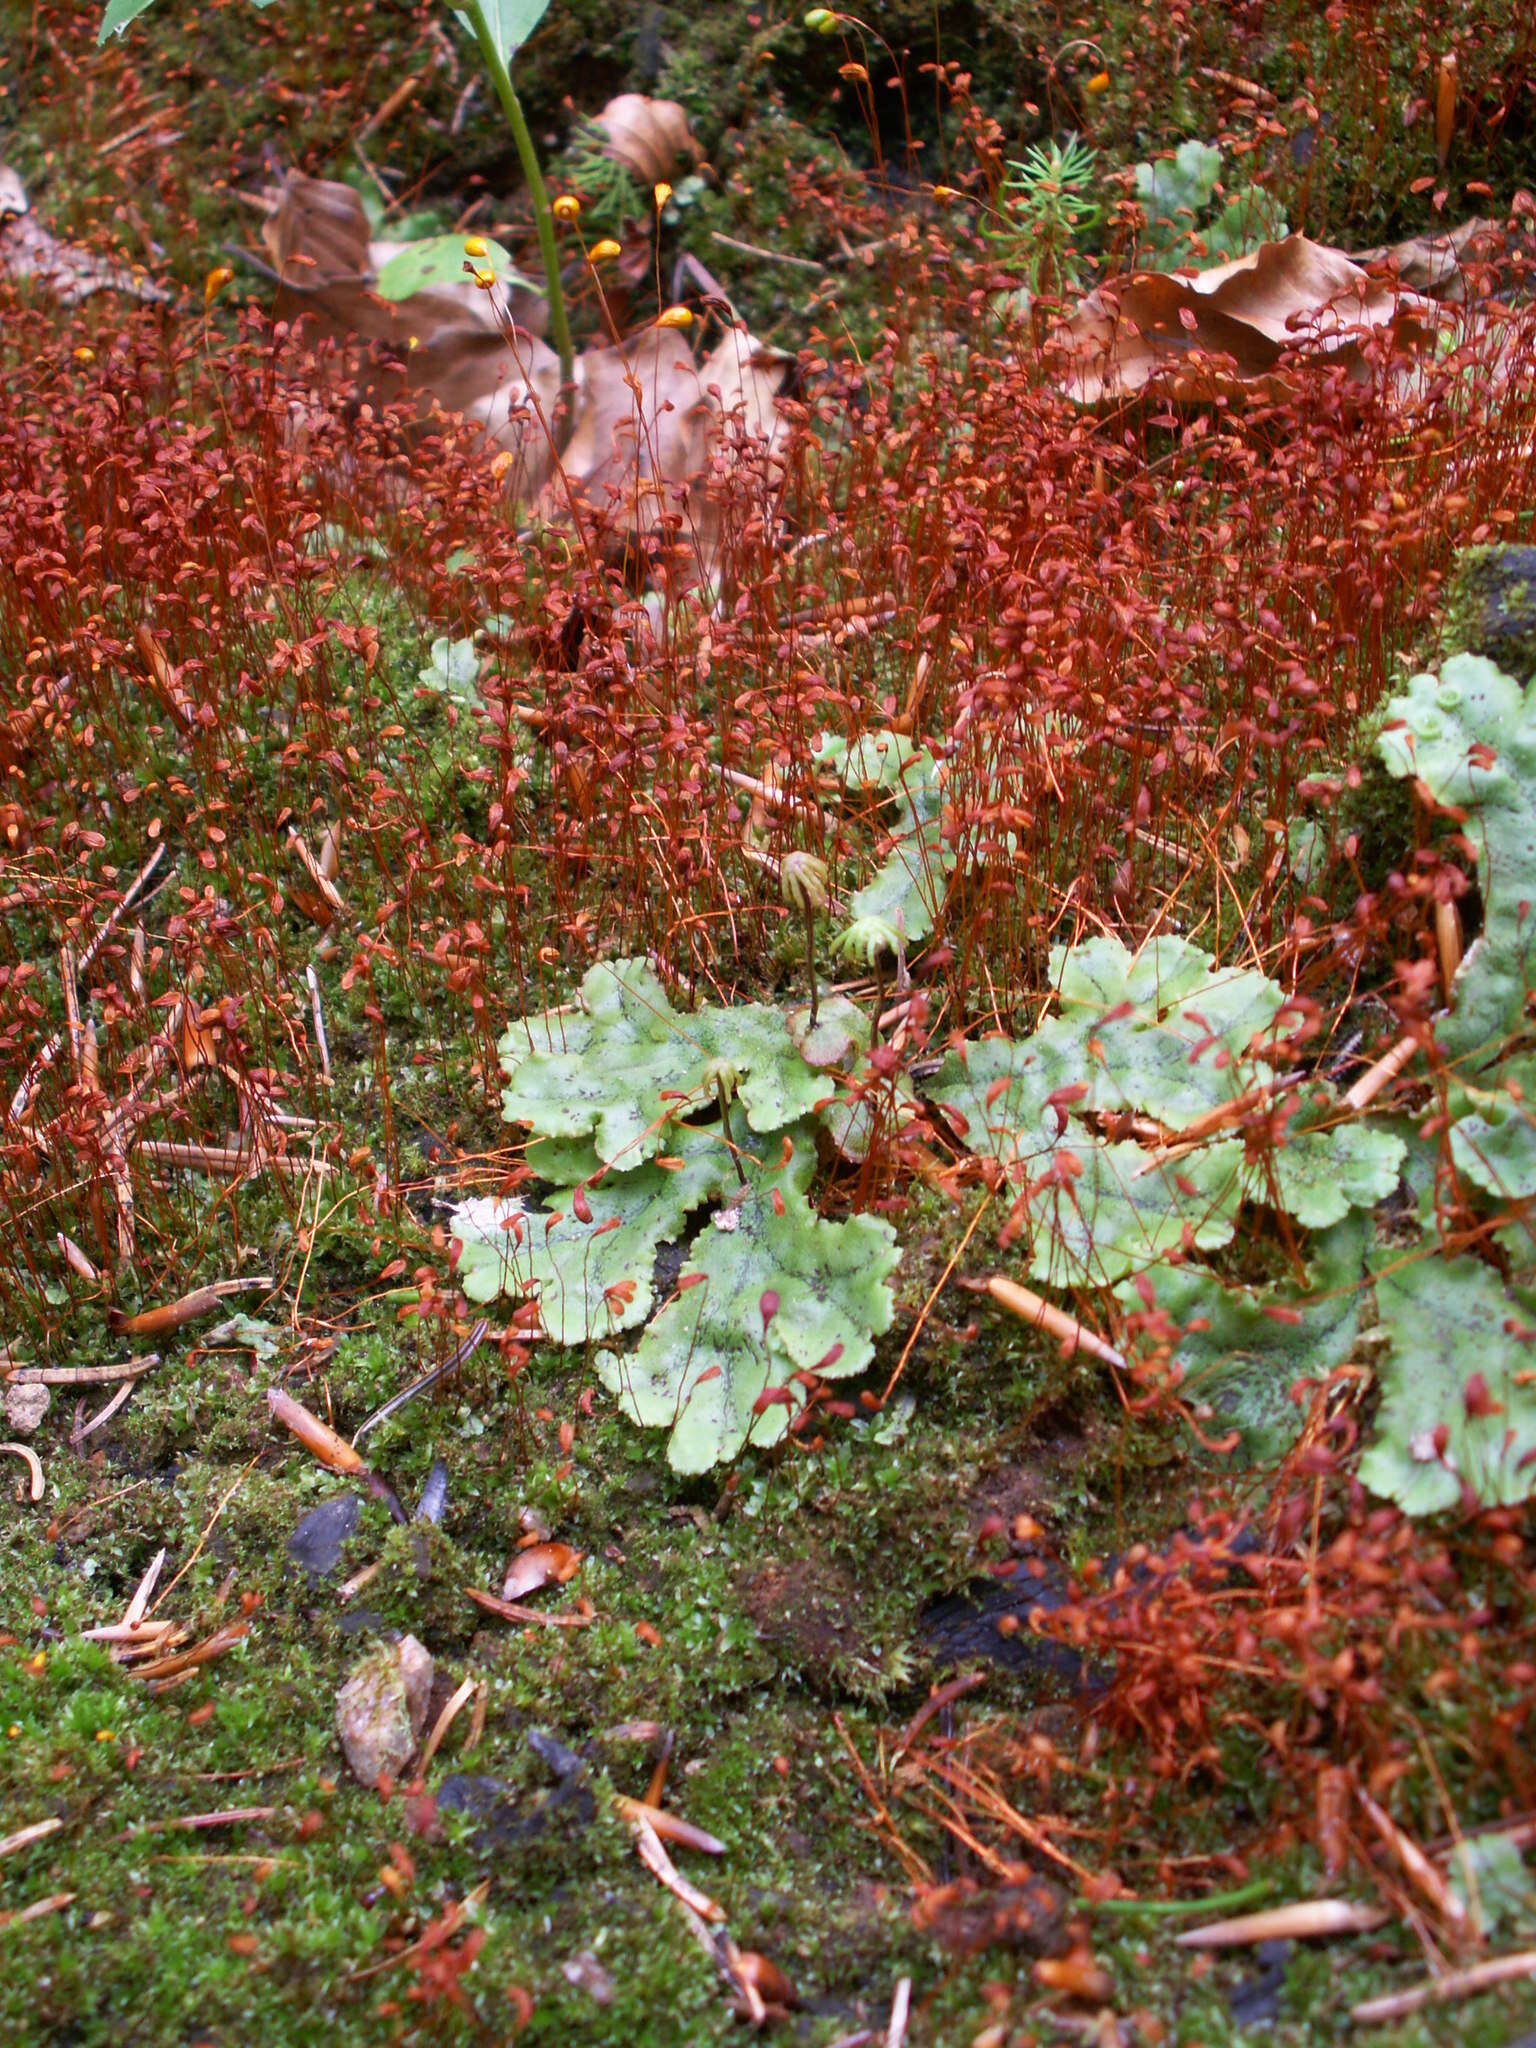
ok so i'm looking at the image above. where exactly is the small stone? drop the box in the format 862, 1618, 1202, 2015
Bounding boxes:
4, 1383, 49, 1435
334, 1633, 434, 1789
1444, 544, 1536, 682
561, 1951, 614, 2007
287, 1493, 360, 1578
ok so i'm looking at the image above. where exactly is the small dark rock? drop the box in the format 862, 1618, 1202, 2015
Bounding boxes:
527, 1726, 585, 1781
337, 1608, 385, 1637
288, 1493, 361, 1578
414, 1459, 449, 1525
1227, 1937, 1291, 2027
1444, 544, 1536, 682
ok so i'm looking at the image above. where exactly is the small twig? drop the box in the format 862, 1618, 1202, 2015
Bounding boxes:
4, 1356, 158, 1387
358, 71, 421, 139
885, 1979, 912, 2048
632, 1811, 725, 1922
464, 1586, 595, 1629
72, 1379, 135, 1447
0, 1892, 75, 1932
352, 1319, 490, 1446
882, 1194, 993, 1405
709, 230, 825, 275
305, 966, 332, 1085
1351, 1948, 1536, 2023
119, 1806, 276, 1841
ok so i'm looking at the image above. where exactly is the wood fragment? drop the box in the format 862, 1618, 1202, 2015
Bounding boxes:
0, 1816, 64, 1861
1344, 1033, 1418, 1112
1177, 1899, 1389, 1947
57, 1233, 99, 1285
113, 1277, 273, 1338
1352, 1947, 1536, 2023
267, 1388, 368, 1474
1433, 898, 1462, 1000
986, 1275, 1126, 1370
5, 1356, 158, 1387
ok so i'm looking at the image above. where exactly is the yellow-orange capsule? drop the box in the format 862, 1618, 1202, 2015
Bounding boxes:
463, 235, 489, 258
203, 264, 233, 307
932, 184, 959, 201
653, 182, 673, 210
72, 346, 96, 365
471, 263, 497, 290
552, 195, 581, 223
1086, 69, 1111, 94
589, 239, 622, 262
656, 305, 694, 329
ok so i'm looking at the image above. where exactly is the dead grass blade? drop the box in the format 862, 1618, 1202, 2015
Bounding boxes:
1351, 1948, 1536, 2023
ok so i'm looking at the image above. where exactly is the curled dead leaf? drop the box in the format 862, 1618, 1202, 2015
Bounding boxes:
502, 1540, 584, 1601
734, 1950, 799, 2012
1052, 234, 1443, 405
592, 96, 703, 189
0, 163, 168, 306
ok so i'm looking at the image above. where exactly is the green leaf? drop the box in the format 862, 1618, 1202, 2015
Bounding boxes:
1115, 1214, 1368, 1466
1361, 1253, 1536, 1513
418, 636, 481, 701
450, 1123, 726, 1342
818, 730, 954, 945
1027, 1137, 1244, 1289
927, 1031, 1083, 1177
455, 0, 551, 66
1050, 935, 1289, 1126
1376, 655, 1536, 1060
1243, 1115, 1405, 1229
1135, 139, 1223, 225
1449, 1058, 1536, 1200
375, 235, 529, 302
614, 1129, 899, 1471
1447, 1832, 1536, 1938
100, 0, 275, 39
928, 936, 1288, 1175
498, 959, 858, 1169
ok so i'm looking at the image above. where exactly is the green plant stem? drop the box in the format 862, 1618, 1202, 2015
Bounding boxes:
1078, 1877, 1274, 1919
715, 1074, 748, 1186
802, 903, 819, 1027
458, 0, 574, 397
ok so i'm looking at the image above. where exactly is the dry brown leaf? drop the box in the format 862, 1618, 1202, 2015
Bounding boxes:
0, 164, 168, 306
1352, 216, 1500, 302
501, 1540, 584, 1601
733, 1950, 800, 2012
1053, 234, 1442, 404
592, 96, 704, 189
261, 173, 560, 502
544, 323, 791, 581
